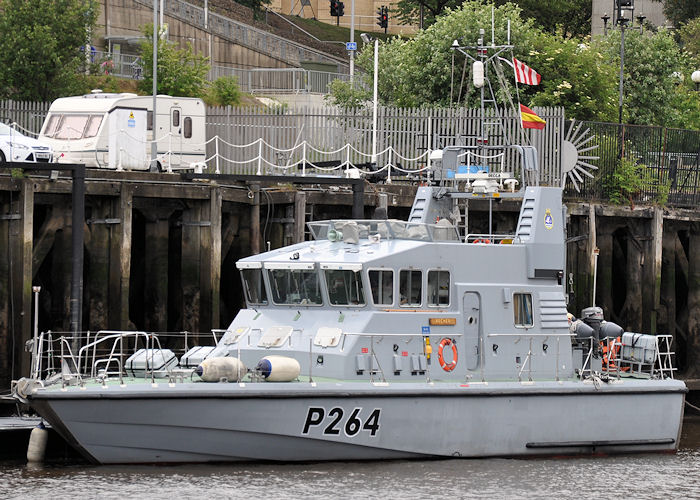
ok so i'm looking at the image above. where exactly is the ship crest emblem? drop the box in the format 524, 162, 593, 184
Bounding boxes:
544, 209, 553, 230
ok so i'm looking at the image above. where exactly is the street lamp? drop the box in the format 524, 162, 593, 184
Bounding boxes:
692, 70, 700, 91
361, 33, 379, 164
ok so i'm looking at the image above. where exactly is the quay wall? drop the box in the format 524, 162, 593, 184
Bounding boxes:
0, 171, 699, 387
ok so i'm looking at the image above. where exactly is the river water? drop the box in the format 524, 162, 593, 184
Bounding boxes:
1, 418, 699, 500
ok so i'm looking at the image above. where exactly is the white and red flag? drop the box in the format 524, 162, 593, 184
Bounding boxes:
513, 58, 541, 85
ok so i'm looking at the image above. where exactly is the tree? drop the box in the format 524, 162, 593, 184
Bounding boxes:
0, 0, 99, 100
650, 0, 700, 29
594, 27, 695, 127
394, 0, 591, 37
351, 1, 617, 121
679, 17, 700, 59
139, 25, 210, 98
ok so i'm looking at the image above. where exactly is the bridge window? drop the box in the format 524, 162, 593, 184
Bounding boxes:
240, 268, 268, 305
268, 269, 322, 306
325, 269, 365, 306
369, 269, 393, 305
427, 270, 450, 306
513, 293, 533, 327
399, 269, 422, 307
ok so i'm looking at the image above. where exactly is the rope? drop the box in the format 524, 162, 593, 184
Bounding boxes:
686, 400, 700, 414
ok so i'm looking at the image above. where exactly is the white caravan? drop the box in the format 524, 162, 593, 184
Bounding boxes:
39, 91, 206, 171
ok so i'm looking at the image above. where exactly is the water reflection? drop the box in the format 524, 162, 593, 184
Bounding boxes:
2, 418, 699, 500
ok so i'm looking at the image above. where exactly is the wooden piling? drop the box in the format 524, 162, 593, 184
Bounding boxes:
16, 180, 33, 378
110, 184, 132, 331
649, 207, 664, 333
688, 224, 700, 377
209, 187, 222, 330
143, 208, 171, 332
294, 191, 306, 243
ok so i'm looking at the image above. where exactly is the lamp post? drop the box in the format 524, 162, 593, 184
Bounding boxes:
601, 13, 610, 36
361, 33, 379, 164
636, 13, 646, 33
151, 0, 158, 171
692, 71, 700, 91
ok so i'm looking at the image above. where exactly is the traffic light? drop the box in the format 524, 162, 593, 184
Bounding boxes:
337, 1, 344, 16
377, 6, 388, 30
330, 0, 339, 17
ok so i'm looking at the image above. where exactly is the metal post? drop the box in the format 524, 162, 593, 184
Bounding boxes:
618, 23, 625, 126
349, 0, 355, 82
371, 38, 379, 164
151, 0, 159, 171
32, 286, 41, 379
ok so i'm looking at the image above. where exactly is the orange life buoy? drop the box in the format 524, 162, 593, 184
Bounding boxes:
438, 338, 458, 372
473, 239, 491, 244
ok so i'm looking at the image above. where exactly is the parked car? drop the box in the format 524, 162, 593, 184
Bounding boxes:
0, 122, 53, 163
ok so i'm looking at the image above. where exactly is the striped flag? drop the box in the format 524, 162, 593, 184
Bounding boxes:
520, 104, 546, 130
513, 58, 541, 85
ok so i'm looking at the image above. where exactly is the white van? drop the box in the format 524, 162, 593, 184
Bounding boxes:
39, 91, 206, 171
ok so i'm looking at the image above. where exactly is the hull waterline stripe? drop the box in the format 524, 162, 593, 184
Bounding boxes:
526, 438, 675, 448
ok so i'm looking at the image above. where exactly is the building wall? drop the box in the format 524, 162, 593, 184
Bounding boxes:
269, 0, 418, 35
591, 0, 667, 36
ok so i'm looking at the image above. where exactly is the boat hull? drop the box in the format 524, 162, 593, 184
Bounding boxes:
28, 380, 687, 464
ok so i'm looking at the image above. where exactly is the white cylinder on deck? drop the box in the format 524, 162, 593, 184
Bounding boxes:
195, 357, 247, 382
27, 423, 48, 463
473, 61, 485, 88
256, 355, 301, 382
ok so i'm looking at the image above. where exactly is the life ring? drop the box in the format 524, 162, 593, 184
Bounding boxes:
473, 239, 491, 244
438, 338, 458, 372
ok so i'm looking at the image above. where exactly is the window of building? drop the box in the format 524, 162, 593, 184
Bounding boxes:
369, 269, 393, 305
325, 269, 365, 306
399, 269, 422, 307
513, 293, 533, 327
427, 270, 450, 306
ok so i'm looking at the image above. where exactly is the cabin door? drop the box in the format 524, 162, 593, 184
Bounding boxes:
462, 292, 481, 370
170, 106, 183, 168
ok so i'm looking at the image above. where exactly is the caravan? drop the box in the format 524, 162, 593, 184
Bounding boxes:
39, 91, 206, 171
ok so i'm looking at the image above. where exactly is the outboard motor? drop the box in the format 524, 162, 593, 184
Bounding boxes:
580, 306, 604, 340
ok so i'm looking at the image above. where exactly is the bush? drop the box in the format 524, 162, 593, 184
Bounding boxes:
604, 155, 670, 206
205, 76, 242, 106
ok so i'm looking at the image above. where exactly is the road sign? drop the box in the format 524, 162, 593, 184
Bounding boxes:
346, 42, 357, 51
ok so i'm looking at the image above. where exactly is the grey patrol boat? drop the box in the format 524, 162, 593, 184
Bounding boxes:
14, 33, 686, 464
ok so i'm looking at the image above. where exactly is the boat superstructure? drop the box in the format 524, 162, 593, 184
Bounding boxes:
12, 30, 686, 465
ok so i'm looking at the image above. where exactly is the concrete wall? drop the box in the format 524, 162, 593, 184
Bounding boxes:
98, 0, 294, 69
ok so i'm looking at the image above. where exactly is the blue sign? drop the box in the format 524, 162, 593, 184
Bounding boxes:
346, 42, 357, 51
422, 326, 431, 335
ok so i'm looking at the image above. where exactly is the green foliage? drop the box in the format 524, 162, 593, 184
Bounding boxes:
0, 0, 99, 100
325, 79, 371, 110
594, 28, 694, 127
650, 0, 700, 29
234, 0, 272, 20
679, 18, 700, 59
138, 25, 210, 98
394, 0, 591, 37
356, 1, 616, 121
604, 155, 669, 206
204, 76, 242, 106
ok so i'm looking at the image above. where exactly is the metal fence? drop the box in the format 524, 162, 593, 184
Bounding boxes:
205, 105, 565, 182
2, 98, 699, 206
565, 122, 700, 208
